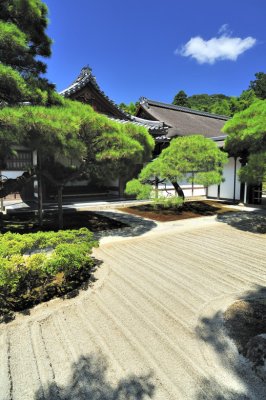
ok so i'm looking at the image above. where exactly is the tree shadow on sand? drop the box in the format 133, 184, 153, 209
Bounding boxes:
195, 285, 266, 400
35, 353, 155, 400
216, 210, 266, 234
93, 210, 157, 240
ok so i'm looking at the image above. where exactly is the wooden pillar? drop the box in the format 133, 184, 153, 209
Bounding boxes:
191, 172, 194, 197
233, 157, 237, 203
239, 156, 247, 203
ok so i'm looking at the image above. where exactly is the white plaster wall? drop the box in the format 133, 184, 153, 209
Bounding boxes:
220, 158, 235, 199
207, 157, 241, 201
157, 177, 206, 197
1, 171, 25, 179
181, 185, 206, 197
32, 150, 38, 166
207, 184, 218, 198
220, 157, 241, 200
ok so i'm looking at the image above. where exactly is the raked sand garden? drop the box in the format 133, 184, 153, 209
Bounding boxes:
0, 211, 266, 399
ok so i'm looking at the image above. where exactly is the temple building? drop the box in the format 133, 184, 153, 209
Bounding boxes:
1, 66, 261, 204
60, 67, 249, 203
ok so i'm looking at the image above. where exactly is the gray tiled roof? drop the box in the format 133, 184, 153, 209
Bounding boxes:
109, 116, 165, 131
60, 66, 130, 118
60, 67, 166, 131
138, 98, 229, 139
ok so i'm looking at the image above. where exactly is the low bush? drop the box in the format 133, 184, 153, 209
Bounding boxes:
0, 228, 98, 321
152, 195, 184, 209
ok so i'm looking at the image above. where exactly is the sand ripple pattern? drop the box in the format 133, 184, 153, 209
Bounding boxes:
0, 221, 266, 399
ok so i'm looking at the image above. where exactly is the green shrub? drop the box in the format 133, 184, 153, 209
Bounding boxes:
152, 195, 184, 209
0, 228, 98, 320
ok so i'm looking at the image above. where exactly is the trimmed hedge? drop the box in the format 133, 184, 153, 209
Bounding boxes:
0, 228, 98, 321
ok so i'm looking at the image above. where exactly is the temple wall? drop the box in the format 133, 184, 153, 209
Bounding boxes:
207, 157, 241, 201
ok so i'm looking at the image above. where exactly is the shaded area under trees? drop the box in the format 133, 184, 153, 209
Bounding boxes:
195, 285, 266, 399
34, 353, 155, 400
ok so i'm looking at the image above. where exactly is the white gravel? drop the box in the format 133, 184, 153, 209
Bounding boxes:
0, 216, 266, 399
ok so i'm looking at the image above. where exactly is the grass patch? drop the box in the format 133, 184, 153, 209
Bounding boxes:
0, 228, 99, 323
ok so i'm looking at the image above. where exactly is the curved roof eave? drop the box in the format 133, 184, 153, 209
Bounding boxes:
60, 66, 130, 119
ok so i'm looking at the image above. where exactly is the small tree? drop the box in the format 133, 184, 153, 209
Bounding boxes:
249, 72, 266, 100
172, 90, 190, 107
126, 135, 228, 202
224, 100, 266, 185
118, 102, 137, 115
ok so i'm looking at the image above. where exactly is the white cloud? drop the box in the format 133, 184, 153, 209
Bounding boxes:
218, 24, 231, 35
176, 26, 256, 64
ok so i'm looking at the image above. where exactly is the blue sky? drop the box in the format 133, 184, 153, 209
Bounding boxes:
43, 0, 265, 105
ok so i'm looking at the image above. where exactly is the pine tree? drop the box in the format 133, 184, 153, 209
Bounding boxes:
0, 0, 61, 105
126, 135, 227, 200
172, 90, 190, 107
224, 100, 266, 185
249, 72, 266, 100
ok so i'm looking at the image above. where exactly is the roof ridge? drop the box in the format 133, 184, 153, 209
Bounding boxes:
140, 97, 230, 120
108, 117, 166, 131
60, 66, 130, 119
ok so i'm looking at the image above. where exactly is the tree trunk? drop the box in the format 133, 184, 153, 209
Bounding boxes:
155, 177, 159, 199
37, 156, 43, 227
171, 181, 185, 200
57, 185, 63, 229
38, 173, 43, 227
191, 172, 194, 197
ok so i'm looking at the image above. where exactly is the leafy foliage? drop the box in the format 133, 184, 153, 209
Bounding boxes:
171, 76, 261, 117
152, 195, 184, 209
0, 228, 98, 319
0, 98, 154, 184
119, 101, 138, 115
126, 135, 228, 200
188, 93, 232, 114
224, 100, 266, 184
238, 152, 266, 185
249, 72, 266, 99
125, 179, 153, 200
0, 0, 60, 105
0, 64, 28, 104
224, 100, 266, 155
172, 90, 189, 107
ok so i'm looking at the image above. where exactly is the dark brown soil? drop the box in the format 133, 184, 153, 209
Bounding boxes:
0, 211, 128, 233
224, 299, 266, 356
121, 201, 237, 222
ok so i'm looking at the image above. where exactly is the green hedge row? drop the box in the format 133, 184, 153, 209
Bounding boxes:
0, 228, 98, 321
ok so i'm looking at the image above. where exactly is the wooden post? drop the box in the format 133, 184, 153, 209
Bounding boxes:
191, 172, 194, 197
233, 157, 237, 203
